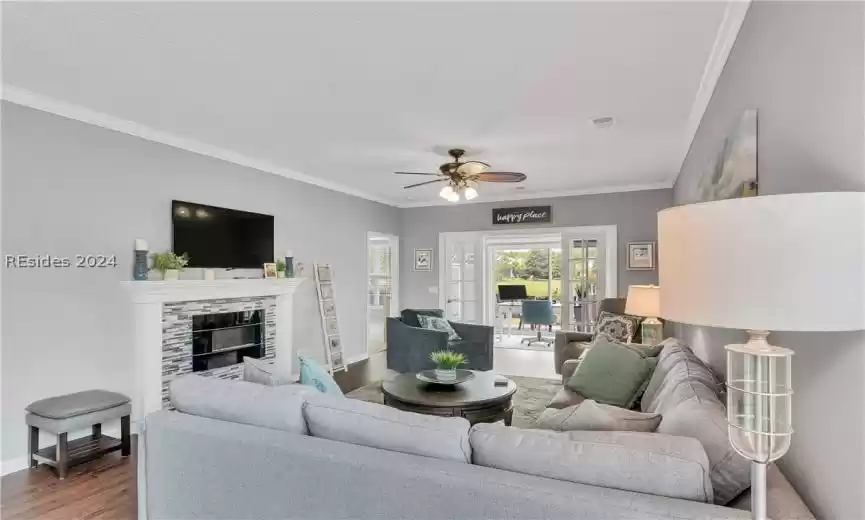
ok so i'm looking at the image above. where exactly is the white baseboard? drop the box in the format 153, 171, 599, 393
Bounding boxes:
1, 456, 30, 476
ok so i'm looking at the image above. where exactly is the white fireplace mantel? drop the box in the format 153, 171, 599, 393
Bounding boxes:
121, 278, 306, 303
121, 278, 306, 426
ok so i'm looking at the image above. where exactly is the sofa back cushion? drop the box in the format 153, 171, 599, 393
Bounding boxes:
469, 423, 713, 502
641, 339, 720, 414
657, 397, 750, 505
170, 374, 310, 435
400, 308, 444, 328
302, 392, 472, 463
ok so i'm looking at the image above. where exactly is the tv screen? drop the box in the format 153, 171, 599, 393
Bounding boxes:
172, 200, 274, 268
498, 284, 528, 301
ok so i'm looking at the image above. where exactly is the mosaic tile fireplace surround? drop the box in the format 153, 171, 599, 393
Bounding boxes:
123, 279, 304, 427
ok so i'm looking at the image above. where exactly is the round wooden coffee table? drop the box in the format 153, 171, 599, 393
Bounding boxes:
382, 371, 517, 426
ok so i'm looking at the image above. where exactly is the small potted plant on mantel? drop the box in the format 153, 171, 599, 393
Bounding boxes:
276, 259, 286, 278
429, 350, 467, 383
151, 252, 189, 281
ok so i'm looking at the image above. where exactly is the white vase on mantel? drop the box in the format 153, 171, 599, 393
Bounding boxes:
163, 269, 179, 281
434, 368, 456, 382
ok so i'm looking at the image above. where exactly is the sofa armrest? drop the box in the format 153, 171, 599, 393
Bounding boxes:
561, 359, 581, 385
449, 322, 494, 371
386, 318, 448, 373
554, 332, 592, 374
449, 321, 492, 344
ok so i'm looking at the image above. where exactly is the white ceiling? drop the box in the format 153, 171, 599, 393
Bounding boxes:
2, 1, 746, 207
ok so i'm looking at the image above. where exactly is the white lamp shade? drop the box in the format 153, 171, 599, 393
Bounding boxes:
624, 285, 660, 318
658, 192, 865, 332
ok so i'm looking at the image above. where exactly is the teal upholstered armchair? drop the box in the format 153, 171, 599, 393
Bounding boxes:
386, 309, 493, 373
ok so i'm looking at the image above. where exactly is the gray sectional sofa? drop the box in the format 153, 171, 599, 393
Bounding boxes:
139, 356, 813, 520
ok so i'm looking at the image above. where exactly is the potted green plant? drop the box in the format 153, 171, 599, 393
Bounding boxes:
275, 259, 286, 278
429, 350, 467, 382
151, 252, 189, 281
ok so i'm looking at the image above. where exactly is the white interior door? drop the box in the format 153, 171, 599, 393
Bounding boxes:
366, 233, 399, 354
562, 232, 611, 331
440, 233, 481, 324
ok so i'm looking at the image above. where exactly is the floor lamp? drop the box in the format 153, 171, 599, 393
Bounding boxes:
657, 192, 865, 520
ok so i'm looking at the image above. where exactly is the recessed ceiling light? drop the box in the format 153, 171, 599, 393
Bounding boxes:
591, 116, 615, 129
515, 186, 525, 190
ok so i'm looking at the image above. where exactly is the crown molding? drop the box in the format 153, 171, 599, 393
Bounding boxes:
1, 85, 399, 206
395, 181, 673, 208
671, 0, 751, 185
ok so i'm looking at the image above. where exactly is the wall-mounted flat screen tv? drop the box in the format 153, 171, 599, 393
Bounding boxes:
172, 200, 274, 268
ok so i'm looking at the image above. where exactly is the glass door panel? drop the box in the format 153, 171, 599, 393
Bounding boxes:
443, 237, 479, 324
367, 234, 398, 355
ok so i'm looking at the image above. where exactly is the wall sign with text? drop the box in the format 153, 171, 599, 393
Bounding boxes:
492, 206, 552, 225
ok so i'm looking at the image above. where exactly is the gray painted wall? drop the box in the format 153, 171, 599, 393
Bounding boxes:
672, 2, 865, 518
400, 189, 672, 309
1, 103, 400, 468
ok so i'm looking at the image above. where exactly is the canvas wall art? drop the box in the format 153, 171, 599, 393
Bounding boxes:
697, 109, 758, 202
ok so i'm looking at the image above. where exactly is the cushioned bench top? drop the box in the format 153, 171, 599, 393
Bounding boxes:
26, 390, 130, 419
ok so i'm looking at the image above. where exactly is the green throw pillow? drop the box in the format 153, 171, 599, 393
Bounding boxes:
566, 336, 656, 408
417, 315, 462, 342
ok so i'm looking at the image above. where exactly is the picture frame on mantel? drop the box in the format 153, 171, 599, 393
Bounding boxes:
414, 248, 433, 272
627, 242, 656, 270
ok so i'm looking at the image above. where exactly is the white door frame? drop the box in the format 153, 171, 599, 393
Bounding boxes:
439, 225, 617, 327
366, 232, 399, 358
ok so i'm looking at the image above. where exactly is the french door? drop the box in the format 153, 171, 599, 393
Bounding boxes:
441, 226, 616, 331
440, 234, 481, 324
366, 233, 399, 354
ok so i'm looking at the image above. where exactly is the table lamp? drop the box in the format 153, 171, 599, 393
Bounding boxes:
658, 192, 865, 520
624, 285, 662, 345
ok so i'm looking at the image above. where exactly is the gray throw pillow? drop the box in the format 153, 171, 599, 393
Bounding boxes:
595, 311, 641, 343
566, 336, 656, 407
537, 400, 661, 432
417, 315, 461, 342
243, 357, 295, 386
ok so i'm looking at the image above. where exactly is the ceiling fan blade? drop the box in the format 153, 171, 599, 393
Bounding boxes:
476, 172, 527, 183
403, 178, 447, 189
394, 172, 440, 176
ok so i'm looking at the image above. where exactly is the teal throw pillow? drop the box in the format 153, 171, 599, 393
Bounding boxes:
298, 354, 344, 396
417, 315, 462, 342
566, 336, 656, 408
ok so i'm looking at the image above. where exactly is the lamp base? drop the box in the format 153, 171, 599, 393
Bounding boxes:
751, 462, 768, 520
639, 317, 663, 345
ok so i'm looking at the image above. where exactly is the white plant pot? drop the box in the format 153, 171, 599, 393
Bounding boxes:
434, 368, 457, 382
277, 271, 286, 279
163, 269, 180, 281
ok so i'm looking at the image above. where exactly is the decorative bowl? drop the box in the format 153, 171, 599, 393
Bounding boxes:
416, 369, 475, 386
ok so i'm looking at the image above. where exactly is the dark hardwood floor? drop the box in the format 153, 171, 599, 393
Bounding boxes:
1, 437, 136, 520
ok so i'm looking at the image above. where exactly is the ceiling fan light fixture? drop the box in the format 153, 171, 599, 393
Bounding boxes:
439, 185, 455, 199
446, 191, 460, 202
464, 186, 478, 200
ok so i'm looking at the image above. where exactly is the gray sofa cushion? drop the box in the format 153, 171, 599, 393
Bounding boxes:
243, 357, 296, 386
657, 397, 750, 505
400, 308, 444, 328
303, 392, 472, 463
641, 339, 719, 414
26, 389, 129, 419
469, 423, 713, 502
144, 410, 751, 520
537, 400, 661, 432
546, 386, 586, 409
170, 374, 310, 435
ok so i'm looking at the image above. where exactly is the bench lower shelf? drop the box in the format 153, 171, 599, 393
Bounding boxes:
34, 435, 123, 468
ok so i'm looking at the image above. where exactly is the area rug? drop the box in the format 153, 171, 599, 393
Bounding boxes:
346, 374, 560, 429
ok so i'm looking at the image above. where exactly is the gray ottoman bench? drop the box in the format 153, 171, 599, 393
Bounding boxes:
25, 390, 131, 479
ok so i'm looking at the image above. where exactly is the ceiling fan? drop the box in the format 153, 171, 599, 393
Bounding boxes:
395, 148, 527, 202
